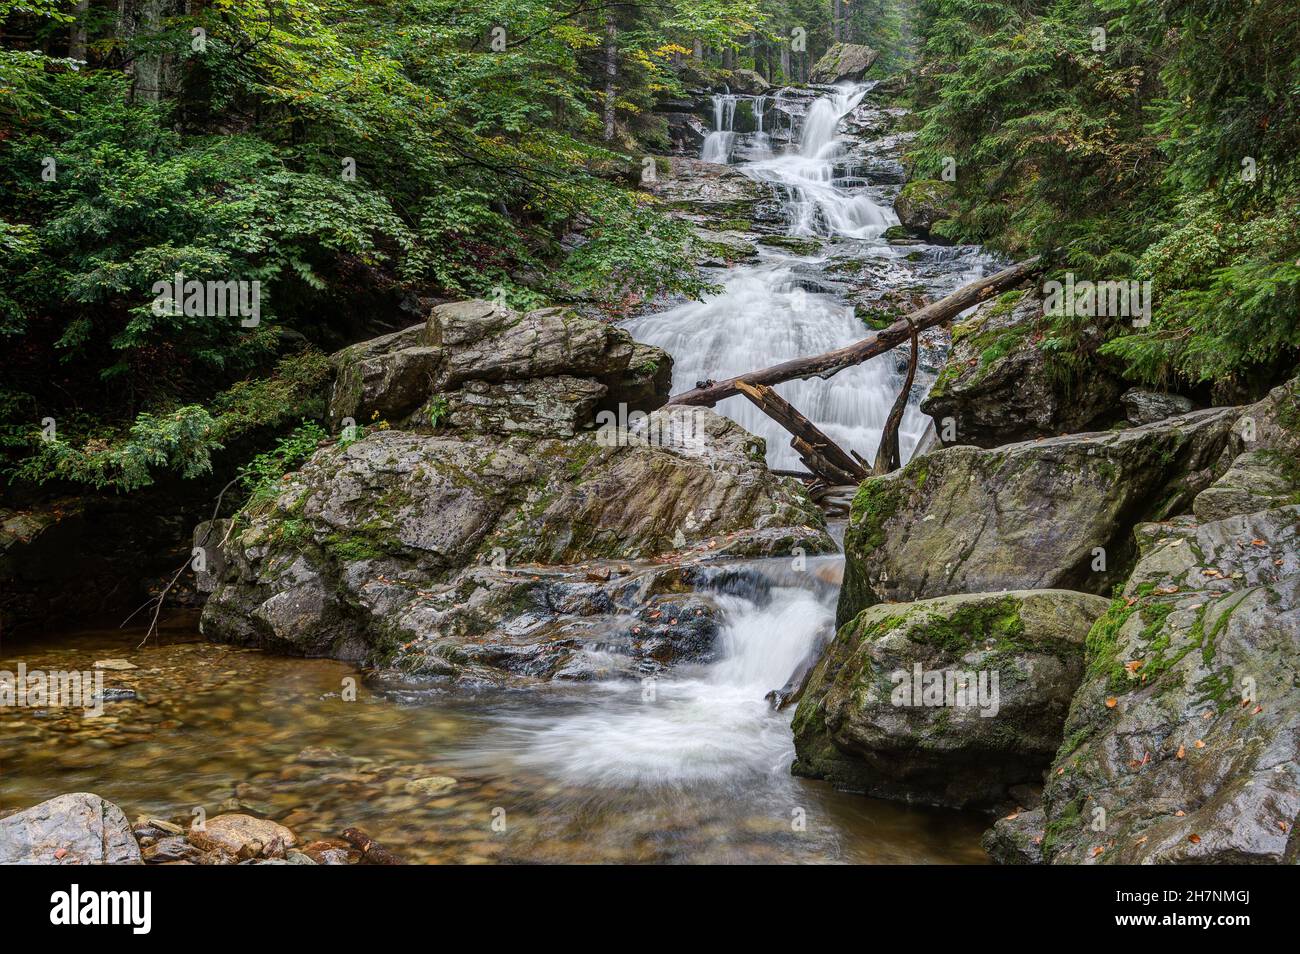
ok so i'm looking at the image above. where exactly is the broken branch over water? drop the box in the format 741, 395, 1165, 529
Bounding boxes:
665, 256, 1042, 408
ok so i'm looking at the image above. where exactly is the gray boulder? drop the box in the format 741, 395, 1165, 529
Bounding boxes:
727, 68, 771, 94
982, 808, 1046, 864
921, 290, 1122, 446
1041, 504, 1300, 863
0, 793, 142, 865
201, 408, 833, 684
837, 407, 1238, 627
328, 300, 667, 429
792, 589, 1110, 809
809, 43, 879, 84
1122, 388, 1194, 425
1193, 450, 1298, 523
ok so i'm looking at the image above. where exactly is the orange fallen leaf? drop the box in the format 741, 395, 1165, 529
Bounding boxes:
1106, 697, 1118, 708
1279, 821, 1289, 832
1253, 705, 1263, 715
1135, 835, 1148, 846
1175, 810, 1186, 817
54, 848, 68, 860
1251, 539, 1266, 547
1176, 744, 1186, 759
1092, 846, 1104, 857
1194, 739, 1205, 748
1188, 833, 1201, 844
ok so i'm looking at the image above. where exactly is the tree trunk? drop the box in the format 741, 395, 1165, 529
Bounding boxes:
666, 257, 1042, 407
734, 382, 868, 485
873, 319, 919, 474
602, 12, 617, 142
70, 0, 90, 61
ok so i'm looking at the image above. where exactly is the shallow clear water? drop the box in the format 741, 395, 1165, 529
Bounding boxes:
0, 593, 988, 864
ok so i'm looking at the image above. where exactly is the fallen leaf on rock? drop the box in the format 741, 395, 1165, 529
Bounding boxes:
1106, 697, 1118, 708
1194, 739, 1205, 748
1091, 846, 1104, 858
1188, 834, 1201, 844
1176, 744, 1186, 759
54, 848, 67, 860
1175, 810, 1186, 817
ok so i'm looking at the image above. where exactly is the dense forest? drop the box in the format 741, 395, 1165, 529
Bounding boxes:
2, 1, 1296, 497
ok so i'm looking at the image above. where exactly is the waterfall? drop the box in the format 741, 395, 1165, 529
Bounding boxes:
496, 562, 840, 787
701, 92, 739, 164
626, 82, 929, 473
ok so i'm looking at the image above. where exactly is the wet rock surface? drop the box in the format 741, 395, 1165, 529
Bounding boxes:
0, 792, 142, 864
837, 406, 1238, 626
793, 590, 1109, 809
1041, 503, 1300, 863
202, 298, 834, 686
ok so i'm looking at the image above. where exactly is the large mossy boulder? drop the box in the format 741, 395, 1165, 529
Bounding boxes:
836, 407, 1238, 629
921, 290, 1123, 446
1041, 503, 1300, 863
792, 590, 1110, 809
892, 178, 956, 240
809, 43, 879, 84
327, 299, 669, 431
200, 406, 834, 684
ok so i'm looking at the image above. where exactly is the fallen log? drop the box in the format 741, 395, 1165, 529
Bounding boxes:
666, 256, 1041, 407
873, 316, 919, 475
734, 380, 869, 485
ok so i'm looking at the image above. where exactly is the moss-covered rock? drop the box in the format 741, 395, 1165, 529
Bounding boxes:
921, 289, 1123, 446
809, 42, 879, 84
1040, 503, 1300, 863
893, 178, 956, 239
836, 406, 1238, 627
328, 299, 665, 430
792, 589, 1109, 809
200, 408, 835, 685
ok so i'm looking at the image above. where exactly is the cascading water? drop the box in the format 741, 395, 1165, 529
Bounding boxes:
700, 93, 738, 163
626, 82, 929, 472
496, 564, 838, 788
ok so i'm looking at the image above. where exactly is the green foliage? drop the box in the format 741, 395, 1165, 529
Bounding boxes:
237, 421, 329, 509
907, 0, 1300, 388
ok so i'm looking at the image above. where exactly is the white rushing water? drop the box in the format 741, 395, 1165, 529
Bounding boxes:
625, 82, 932, 472
495, 566, 838, 788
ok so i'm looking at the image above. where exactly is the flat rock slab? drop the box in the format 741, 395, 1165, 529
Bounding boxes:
0, 793, 142, 864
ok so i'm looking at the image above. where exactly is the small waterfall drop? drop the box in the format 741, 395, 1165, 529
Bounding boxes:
496, 562, 840, 787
